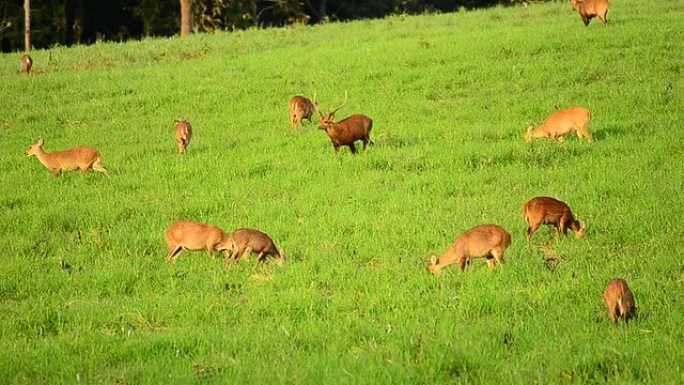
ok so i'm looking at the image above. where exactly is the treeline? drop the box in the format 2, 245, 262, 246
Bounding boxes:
1, 0, 527, 52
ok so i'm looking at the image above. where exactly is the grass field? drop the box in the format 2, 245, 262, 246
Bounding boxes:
1, 0, 684, 383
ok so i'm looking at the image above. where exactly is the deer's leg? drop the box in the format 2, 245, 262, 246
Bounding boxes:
166, 245, 183, 262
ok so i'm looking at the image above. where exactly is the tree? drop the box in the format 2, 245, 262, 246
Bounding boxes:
180, 0, 191, 35
23, 0, 29, 52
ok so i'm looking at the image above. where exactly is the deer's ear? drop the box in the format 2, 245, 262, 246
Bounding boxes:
174, 119, 180, 124
579, 221, 585, 230
37, 138, 44, 146
430, 255, 437, 265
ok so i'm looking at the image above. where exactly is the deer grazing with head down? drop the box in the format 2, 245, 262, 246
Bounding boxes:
226, 228, 284, 267
428, 224, 512, 275
523, 197, 586, 242
21, 54, 33, 75
603, 278, 634, 324
318, 93, 374, 154
571, 0, 609, 26
524, 106, 593, 143
25, 138, 108, 177
289, 95, 317, 129
164, 220, 236, 262
174, 119, 192, 154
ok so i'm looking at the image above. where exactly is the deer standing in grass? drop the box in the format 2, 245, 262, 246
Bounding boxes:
428, 224, 511, 275
227, 228, 284, 267
289, 95, 317, 129
25, 138, 108, 177
318, 93, 374, 154
604, 278, 634, 324
571, 0, 609, 26
21, 54, 32, 75
174, 119, 192, 154
524, 107, 593, 143
523, 197, 586, 242
164, 220, 236, 262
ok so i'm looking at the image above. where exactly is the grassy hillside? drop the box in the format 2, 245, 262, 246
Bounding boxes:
1, 0, 683, 383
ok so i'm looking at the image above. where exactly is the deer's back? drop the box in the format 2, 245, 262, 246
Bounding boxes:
454, 224, 511, 257
232, 228, 277, 252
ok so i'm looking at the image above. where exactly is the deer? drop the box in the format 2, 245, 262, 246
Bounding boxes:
524, 106, 593, 143
164, 220, 236, 262
571, 0, 609, 26
428, 224, 512, 275
289, 94, 317, 129
226, 228, 284, 267
21, 54, 33, 75
523, 197, 586, 242
25, 138, 108, 177
174, 119, 192, 154
318, 92, 374, 154
603, 278, 634, 324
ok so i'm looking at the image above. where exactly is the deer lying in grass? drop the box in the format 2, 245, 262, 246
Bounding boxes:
289, 95, 317, 129
227, 228, 284, 267
21, 54, 32, 75
604, 278, 634, 324
318, 93, 373, 154
523, 197, 586, 241
428, 224, 511, 275
571, 0, 609, 26
164, 220, 236, 262
524, 106, 593, 143
25, 138, 108, 177
174, 119, 192, 154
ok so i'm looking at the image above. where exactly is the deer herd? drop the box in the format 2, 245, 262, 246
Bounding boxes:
23, 0, 632, 324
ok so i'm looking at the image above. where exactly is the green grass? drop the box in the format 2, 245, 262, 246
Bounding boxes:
1, 0, 684, 383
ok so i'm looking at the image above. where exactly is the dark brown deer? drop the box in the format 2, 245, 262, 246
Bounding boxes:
571, 0, 609, 26
289, 95, 317, 129
428, 224, 512, 275
523, 197, 586, 241
604, 278, 634, 323
318, 93, 373, 154
227, 228, 284, 267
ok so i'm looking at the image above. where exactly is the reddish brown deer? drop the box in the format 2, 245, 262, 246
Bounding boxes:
289, 95, 317, 129
227, 228, 284, 267
524, 107, 593, 143
523, 197, 586, 241
164, 220, 236, 262
174, 119, 192, 154
428, 224, 511, 275
25, 138, 108, 177
571, 0, 609, 26
318, 93, 373, 154
604, 278, 634, 323
21, 54, 33, 75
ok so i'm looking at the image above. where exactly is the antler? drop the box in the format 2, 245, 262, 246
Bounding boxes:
329, 91, 348, 116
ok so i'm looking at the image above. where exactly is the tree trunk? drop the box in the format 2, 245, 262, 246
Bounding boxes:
318, 0, 327, 23
180, 0, 191, 36
23, 0, 30, 52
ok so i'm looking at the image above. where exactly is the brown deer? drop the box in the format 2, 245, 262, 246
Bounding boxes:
174, 119, 192, 154
318, 93, 374, 154
428, 224, 511, 275
523, 197, 586, 241
571, 0, 609, 26
524, 106, 593, 143
289, 95, 317, 129
164, 220, 236, 262
21, 54, 33, 75
603, 278, 634, 323
25, 138, 108, 177
227, 228, 284, 267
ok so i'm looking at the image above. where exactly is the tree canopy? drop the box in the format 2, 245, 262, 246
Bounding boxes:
1, 0, 523, 52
